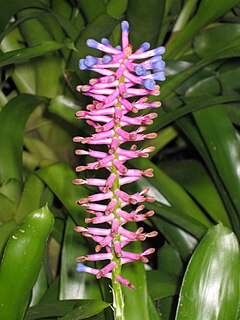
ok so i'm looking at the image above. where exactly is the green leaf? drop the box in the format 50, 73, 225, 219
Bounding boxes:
172, 0, 198, 32
153, 216, 198, 261
157, 296, 174, 320
160, 159, 231, 227
226, 105, 240, 126
185, 75, 220, 96
0, 11, 50, 41
0, 0, 45, 33
0, 220, 17, 256
36, 162, 89, 225
0, 40, 73, 68
130, 158, 211, 227
24, 299, 109, 320
60, 217, 102, 300
0, 178, 22, 204
148, 295, 162, 320
40, 277, 60, 304
148, 202, 207, 239
0, 194, 17, 222
218, 62, 240, 92
142, 126, 178, 158
157, 243, 183, 277
1, 27, 37, 94
31, 264, 48, 306
194, 106, 240, 228
0, 94, 47, 184
162, 38, 240, 99
194, 23, 240, 58
16, 174, 45, 223
122, 224, 151, 320
175, 225, 240, 319
18, 15, 65, 98
170, 116, 240, 240
77, 0, 106, 22
151, 95, 240, 133
127, 0, 165, 48
107, 0, 128, 18
60, 300, 109, 320
24, 137, 58, 164
147, 269, 178, 300
166, 0, 240, 58
48, 95, 83, 128
34, 117, 75, 164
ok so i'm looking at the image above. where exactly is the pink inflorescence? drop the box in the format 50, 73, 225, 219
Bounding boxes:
74, 20, 165, 290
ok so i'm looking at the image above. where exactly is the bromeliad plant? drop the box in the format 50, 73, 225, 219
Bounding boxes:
1, 0, 240, 319
73, 21, 165, 318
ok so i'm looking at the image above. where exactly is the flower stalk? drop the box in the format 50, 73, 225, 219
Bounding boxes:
74, 20, 165, 319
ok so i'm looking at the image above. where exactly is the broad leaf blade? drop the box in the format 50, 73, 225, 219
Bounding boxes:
166, 0, 240, 58
37, 162, 88, 225
175, 225, 240, 319
0, 94, 46, 184
194, 106, 240, 229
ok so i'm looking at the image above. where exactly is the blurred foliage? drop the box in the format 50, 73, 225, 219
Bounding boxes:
0, 0, 240, 319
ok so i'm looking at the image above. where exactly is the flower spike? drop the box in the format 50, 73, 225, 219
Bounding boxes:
74, 19, 165, 318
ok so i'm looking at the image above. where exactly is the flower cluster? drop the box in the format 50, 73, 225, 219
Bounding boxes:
74, 21, 165, 290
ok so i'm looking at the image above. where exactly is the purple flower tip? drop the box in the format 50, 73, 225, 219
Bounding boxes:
115, 45, 122, 51
154, 71, 166, 81
153, 60, 166, 71
154, 46, 166, 55
143, 78, 156, 90
84, 55, 97, 67
121, 21, 129, 32
140, 42, 150, 52
86, 39, 98, 49
76, 263, 91, 273
101, 38, 110, 46
103, 55, 113, 64
79, 59, 87, 70
134, 64, 147, 76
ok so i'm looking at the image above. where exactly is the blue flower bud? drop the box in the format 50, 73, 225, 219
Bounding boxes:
86, 39, 98, 49
79, 59, 88, 70
139, 42, 150, 52
154, 46, 165, 55
152, 60, 165, 71
101, 38, 110, 46
84, 55, 97, 67
153, 71, 166, 81
103, 55, 113, 64
121, 21, 129, 32
149, 56, 162, 63
116, 45, 122, 51
76, 263, 91, 273
143, 79, 156, 90
134, 64, 147, 76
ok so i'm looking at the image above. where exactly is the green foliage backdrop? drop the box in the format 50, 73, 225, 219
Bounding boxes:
0, 0, 240, 319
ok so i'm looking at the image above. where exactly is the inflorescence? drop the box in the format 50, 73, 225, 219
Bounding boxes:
74, 20, 166, 290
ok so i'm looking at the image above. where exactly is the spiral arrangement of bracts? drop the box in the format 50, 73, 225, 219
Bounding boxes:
74, 21, 165, 289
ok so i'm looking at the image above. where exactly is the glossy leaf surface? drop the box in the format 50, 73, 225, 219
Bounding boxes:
175, 225, 240, 320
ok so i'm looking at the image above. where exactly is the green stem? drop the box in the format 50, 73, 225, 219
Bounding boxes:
110, 77, 126, 319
